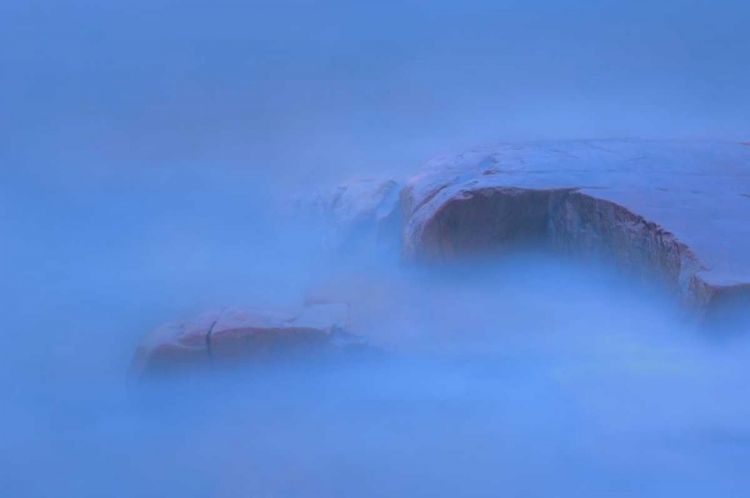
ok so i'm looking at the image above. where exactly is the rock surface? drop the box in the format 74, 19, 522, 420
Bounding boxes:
132, 302, 369, 377
400, 140, 750, 318
299, 178, 402, 251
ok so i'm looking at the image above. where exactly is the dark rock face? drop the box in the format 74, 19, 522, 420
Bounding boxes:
132, 303, 370, 377
417, 187, 570, 260
409, 186, 703, 304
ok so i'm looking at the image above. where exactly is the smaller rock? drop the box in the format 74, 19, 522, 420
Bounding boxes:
131, 302, 371, 377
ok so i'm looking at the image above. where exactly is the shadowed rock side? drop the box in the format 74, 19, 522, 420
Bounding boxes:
132, 303, 373, 377
415, 187, 703, 304
400, 140, 750, 321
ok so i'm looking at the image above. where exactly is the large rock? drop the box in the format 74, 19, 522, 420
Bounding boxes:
400, 140, 750, 319
132, 302, 370, 377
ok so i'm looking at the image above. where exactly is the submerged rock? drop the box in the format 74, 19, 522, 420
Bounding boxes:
132, 302, 372, 377
298, 177, 403, 252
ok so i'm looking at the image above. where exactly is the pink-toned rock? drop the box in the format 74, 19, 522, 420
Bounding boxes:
132, 302, 366, 377
400, 140, 750, 319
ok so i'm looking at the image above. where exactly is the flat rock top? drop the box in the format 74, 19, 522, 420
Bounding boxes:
406, 140, 750, 286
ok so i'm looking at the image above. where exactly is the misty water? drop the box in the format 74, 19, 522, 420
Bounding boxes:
3, 168, 750, 497
3, 0, 750, 496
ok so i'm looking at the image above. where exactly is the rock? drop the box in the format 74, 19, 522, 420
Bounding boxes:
400, 140, 750, 319
299, 178, 403, 252
131, 311, 219, 375
132, 302, 371, 377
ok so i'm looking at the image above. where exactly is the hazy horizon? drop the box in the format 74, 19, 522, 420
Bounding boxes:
3, 0, 750, 184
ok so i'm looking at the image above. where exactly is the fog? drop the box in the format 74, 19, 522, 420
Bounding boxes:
3, 0, 750, 183
2, 0, 750, 496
